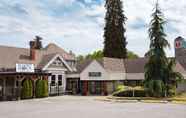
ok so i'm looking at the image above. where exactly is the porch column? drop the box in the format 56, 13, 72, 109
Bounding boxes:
32, 77, 36, 98
83, 81, 88, 96
13, 78, 17, 100
2, 79, 6, 100
102, 81, 107, 96
17, 79, 22, 100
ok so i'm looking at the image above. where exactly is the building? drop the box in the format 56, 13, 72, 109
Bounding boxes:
75, 57, 126, 95
1, 36, 186, 100
0, 36, 76, 100
68, 36, 186, 95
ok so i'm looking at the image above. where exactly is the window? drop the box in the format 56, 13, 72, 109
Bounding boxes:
58, 75, 62, 86
51, 75, 56, 86
89, 72, 101, 77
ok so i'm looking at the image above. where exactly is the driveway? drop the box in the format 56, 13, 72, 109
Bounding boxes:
0, 96, 186, 118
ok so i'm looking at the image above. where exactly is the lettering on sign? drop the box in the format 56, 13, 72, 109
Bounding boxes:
16, 64, 34, 73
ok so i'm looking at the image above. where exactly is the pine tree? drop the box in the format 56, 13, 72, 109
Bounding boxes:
103, 0, 127, 58
144, 2, 169, 97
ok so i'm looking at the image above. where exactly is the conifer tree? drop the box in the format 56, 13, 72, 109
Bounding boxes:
144, 1, 169, 97
103, 0, 127, 58
144, 1, 183, 97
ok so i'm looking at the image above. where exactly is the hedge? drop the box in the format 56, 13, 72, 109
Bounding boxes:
113, 85, 147, 97
35, 79, 48, 98
21, 79, 33, 99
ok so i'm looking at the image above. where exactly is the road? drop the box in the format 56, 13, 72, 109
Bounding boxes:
0, 96, 185, 118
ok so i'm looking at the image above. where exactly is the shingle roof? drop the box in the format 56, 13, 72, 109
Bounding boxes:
0, 43, 75, 70
76, 59, 93, 73
37, 53, 58, 69
76, 57, 125, 73
103, 57, 125, 72
124, 58, 148, 73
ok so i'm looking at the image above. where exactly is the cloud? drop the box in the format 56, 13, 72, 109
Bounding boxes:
0, 0, 185, 57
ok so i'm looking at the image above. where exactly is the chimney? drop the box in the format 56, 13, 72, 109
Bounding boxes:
29, 36, 43, 60
29, 40, 36, 60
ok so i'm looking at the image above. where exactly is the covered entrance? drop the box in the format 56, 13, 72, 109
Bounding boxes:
0, 72, 50, 101
66, 78, 80, 94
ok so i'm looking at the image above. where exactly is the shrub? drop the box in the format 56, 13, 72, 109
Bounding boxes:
21, 79, 33, 99
145, 80, 165, 97
36, 79, 48, 98
113, 85, 147, 97
167, 85, 176, 97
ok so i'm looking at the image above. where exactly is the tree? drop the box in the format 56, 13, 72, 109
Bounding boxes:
144, 1, 170, 97
77, 50, 138, 62
164, 59, 183, 96
127, 51, 139, 59
103, 0, 127, 58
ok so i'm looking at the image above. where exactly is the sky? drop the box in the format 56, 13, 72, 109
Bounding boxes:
0, 0, 186, 57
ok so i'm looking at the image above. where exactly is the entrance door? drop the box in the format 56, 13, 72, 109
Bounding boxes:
66, 78, 79, 94
95, 82, 101, 94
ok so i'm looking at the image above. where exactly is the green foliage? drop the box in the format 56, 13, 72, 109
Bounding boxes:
113, 85, 147, 97
77, 50, 139, 62
127, 51, 139, 59
36, 79, 48, 98
103, 0, 127, 58
144, 2, 183, 97
21, 79, 33, 99
116, 85, 125, 91
145, 80, 165, 97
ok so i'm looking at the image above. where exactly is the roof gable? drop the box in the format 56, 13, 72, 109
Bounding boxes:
42, 54, 72, 71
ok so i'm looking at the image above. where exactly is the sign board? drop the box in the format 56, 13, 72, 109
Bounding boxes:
16, 64, 34, 73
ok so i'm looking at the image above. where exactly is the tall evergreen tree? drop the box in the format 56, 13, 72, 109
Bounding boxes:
103, 0, 127, 58
144, 2, 169, 97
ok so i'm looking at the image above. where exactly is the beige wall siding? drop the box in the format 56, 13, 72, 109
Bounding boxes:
80, 60, 108, 81
126, 73, 144, 80
108, 73, 126, 80
107, 82, 114, 94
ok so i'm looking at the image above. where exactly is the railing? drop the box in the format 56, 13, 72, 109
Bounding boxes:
49, 83, 64, 96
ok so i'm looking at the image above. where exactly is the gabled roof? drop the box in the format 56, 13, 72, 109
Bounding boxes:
45, 43, 75, 60
76, 57, 125, 73
0, 43, 75, 70
37, 53, 58, 69
42, 54, 73, 71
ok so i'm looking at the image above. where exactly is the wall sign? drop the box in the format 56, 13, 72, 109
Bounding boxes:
16, 64, 34, 73
89, 72, 102, 77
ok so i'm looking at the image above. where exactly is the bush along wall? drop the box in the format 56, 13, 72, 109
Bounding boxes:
113, 85, 147, 97
21, 79, 33, 99
35, 79, 48, 98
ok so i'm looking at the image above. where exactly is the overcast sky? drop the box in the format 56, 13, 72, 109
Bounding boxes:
0, 0, 185, 57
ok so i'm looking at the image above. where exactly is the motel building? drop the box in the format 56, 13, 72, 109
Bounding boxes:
1, 36, 186, 101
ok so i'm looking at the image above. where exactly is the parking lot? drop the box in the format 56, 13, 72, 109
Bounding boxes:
0, 96, 186, 118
